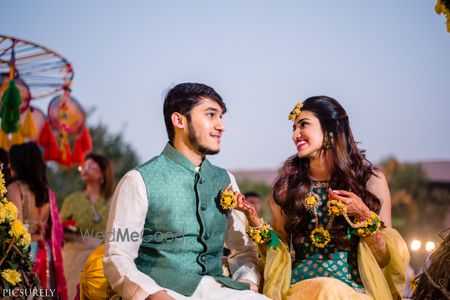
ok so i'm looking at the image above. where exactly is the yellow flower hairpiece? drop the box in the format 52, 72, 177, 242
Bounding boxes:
288, 101, 303, 121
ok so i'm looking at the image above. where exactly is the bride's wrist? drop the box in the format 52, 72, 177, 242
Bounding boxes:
246, 212, 262, 227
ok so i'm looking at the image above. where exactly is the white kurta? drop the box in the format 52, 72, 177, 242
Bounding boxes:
103, 170, 268, 300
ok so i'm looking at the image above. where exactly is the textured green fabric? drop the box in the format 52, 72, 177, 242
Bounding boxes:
291, 184, 364, 292
60, 191, 110, 236
135, 143, 249, 296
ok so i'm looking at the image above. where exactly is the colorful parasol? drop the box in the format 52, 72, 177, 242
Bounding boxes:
0, 34, 73, 100
0, 34, 91, 167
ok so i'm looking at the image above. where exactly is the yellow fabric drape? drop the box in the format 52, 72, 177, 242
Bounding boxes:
287, 277, 371, 300
358, 228, 410, 300
263, 240, 291, 300
263, 228, 409, 300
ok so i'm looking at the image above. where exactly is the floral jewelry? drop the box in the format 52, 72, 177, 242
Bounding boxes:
220, 189, 275, 245
288, 101, 303, 121
327, 199, 381, 237
245, 218, 272, 244
303, 185, 335, 248
310, 226, 331, 248
220, 190, 237, 210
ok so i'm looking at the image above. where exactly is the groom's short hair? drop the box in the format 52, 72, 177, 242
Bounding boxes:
163, 82, 226, 142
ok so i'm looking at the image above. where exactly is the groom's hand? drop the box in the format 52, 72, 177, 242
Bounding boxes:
238, 279, 258, 293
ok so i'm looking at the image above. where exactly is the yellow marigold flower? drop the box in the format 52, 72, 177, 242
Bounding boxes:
305, 196, 316, 206
436, 0, 443, 14
310, 227, 331, 248
1, 269, 22, 286
220, 191, 237, 210
9, 219, 27, 240
0, 202, 6, 223
0, 175, 6, 197
330, 206, 340, 215
253, 234, 262, 244
20, 231, 31, 247
288, 101, 303, 120
4, 201, 18, 221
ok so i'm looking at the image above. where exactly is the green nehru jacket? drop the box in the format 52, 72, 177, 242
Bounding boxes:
135, 143, 249, 296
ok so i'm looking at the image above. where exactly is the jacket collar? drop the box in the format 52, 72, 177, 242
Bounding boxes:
163, 142, 210, 174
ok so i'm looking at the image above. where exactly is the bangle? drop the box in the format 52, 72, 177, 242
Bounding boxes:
245, 218, 271, 244
351, 211, 381, 237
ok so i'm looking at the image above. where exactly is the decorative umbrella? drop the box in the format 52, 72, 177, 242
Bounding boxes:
0, 34, 91, 167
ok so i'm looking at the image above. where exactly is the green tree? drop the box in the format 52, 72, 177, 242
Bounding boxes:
380, 157, 450, 240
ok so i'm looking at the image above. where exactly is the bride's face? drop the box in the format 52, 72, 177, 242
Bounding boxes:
292, 110, 324, 159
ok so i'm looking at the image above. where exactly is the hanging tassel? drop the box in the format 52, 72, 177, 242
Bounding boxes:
0, 131, 10, 150
21, 109, 37, 139
57, 131, 72, 167
10, 131, 24, 146
79, 127, 92, 152
45, 135, 60, 162
38, 121, 52, 148
38, 121, 60, 161
58, 137, 72, 167
71, 137, 84, 164
0, 80, 22, 133
72, 127, 92, 164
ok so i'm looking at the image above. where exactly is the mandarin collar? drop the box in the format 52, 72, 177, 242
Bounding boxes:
162, 142, 209, 174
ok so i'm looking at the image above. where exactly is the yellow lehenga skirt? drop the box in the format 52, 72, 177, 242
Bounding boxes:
263, 228, 410, 300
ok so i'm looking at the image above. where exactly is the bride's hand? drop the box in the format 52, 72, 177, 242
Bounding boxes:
328, 189, 371, 220
223, 184, 262, 227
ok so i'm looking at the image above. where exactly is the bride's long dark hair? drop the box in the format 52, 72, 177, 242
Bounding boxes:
272, 96, 381, 245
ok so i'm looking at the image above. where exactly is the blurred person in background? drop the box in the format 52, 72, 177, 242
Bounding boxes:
244, 191, 263, 215
0, 147, 11, 185
412, 229, 450, 299
60, 152, 114, 299
7, 142, 68, 299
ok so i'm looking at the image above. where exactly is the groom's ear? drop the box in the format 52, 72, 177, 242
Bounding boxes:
171, 112, 186, 129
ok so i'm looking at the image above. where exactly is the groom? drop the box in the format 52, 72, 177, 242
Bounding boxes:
103, 83, 268, 299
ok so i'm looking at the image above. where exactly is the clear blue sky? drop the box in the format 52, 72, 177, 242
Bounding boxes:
2, 1, 450, 170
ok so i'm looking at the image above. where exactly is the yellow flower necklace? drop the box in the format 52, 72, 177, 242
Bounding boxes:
304, 181, 334, 248
304, 182, 381, 248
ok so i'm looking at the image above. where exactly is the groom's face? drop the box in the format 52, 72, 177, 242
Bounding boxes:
186, 97, 225, 155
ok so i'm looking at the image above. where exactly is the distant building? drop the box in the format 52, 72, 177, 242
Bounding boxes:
420, 161, 450, 191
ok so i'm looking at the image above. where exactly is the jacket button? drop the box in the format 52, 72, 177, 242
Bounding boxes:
201, 204, 207, 211
204, 233, 210, 240
199, 178, 206, 184
200, 255, 207, 262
